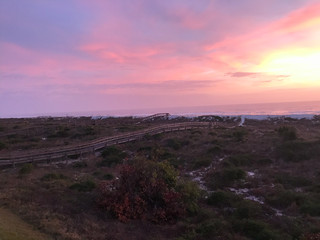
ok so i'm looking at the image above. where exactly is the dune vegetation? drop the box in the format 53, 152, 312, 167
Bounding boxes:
0, 115, 320, 239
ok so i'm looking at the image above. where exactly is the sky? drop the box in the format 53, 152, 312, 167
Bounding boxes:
1, 0, 320, 117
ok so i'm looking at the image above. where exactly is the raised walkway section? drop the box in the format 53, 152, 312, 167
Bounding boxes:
0, 122, 212, 167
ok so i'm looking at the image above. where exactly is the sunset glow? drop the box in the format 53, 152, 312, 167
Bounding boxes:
1, 0, 320, 117
258, 50, 320, 84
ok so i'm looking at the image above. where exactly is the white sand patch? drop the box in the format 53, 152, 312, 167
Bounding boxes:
189, 163, 215, 191
244, 195, 265, 204
271, 207, 284, 216
239, 116, 245, 126
229, 188, 265, 204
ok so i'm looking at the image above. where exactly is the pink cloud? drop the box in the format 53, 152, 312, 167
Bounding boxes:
274, 2, 320, 33
4, 0, 317, 98
205, 1, 320, 67
80, 43, 163, 63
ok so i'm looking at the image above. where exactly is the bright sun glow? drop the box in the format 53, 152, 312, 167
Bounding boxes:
257, 48, 320, 87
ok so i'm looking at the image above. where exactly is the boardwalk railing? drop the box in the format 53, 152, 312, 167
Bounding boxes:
0, 122, 212, 167
141, 113, 169, 121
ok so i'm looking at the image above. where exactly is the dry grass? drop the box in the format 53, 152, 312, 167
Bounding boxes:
0, 208, 52, 240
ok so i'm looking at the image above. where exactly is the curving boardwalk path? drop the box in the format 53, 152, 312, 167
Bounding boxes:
0, 122, 213, 167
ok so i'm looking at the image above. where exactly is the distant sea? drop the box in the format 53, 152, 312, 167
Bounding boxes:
4, 101, 320, 119
81, 101, 320, 119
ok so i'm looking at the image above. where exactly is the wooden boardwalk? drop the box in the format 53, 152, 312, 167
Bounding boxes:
141, 113, 169, 121
0, 122, 213, 167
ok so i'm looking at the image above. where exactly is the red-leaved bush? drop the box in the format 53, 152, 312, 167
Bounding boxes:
97, 159, 185, 223
301, 233, 320, 240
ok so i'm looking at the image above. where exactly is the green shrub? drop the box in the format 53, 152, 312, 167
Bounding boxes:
101, 146, 126, 158
234, 200, 262, 219
19, 163, 33, 175
92, 171, 101, 176
227, 154, 254, 167
152, 133, 162, 140
277, 126, 297, 141
142, 133, 152, 140
49, 126, 70, 138
137, 146, 153, 152
233, 220, 286, 240
68, 154, 80, 160
177, 181, 201, 215
70, 180, 96, 192
116, 125, 143, 133
7, 134, 18, 139
166, 138, 181, 150
41, 173, 67, 181
71, 126, 96, 138
83, 126, 95, 136
99, 147, 127, 167
98, 157, 123, 167
194, 220, 229, 238
207, 190, 239, 207
103, 173, 114, 180
208, 167, 246, 189
181, 140, 190, 146
277, 140, 320, 162
213, 116, 223, 122
257, 158, 273, 165
157, 160, 178, 188
166, 157, 183, 169
308, 184, 320, 193
192, 157, 212, 169
284, 117, 297, 121
158, 150, 175, 160
72, 161, 88, 168
265, 189, 305, 209
0, 141, 6, 150
300, 201, 320, 216
233, 220, 264, 237
275, 174, 312, 188
207, 145, 222, 154
176, 229, 197, 240
191, 130, 202, 135
223, 167, 246, 182
150, 147, 176, 161
232, 128, 248, 142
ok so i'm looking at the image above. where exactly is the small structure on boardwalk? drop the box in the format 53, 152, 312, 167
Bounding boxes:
141, 113, 170, 121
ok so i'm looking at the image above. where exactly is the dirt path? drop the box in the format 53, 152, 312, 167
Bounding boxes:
0, 208, 52, 240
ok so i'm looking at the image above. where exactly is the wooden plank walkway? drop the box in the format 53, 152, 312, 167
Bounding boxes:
141, 113, 169, 121
0, 122, 213, 167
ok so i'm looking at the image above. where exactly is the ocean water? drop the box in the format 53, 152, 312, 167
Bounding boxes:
6, 101, 320, 119
88, 101, 320, 118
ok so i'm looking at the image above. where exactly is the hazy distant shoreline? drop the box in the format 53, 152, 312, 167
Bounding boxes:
1, 113, 319, 120
2, 100, 320, 119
